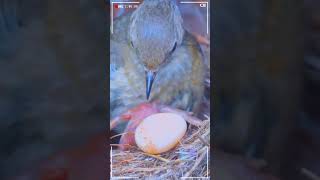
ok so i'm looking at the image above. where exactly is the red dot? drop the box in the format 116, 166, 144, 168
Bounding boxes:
114, 4, 119, 9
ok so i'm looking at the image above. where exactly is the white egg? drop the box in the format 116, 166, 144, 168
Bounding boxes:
135, 113, 187, 154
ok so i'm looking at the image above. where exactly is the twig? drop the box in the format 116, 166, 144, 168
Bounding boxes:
142, 153, 170, 163
184, 120, 209, 142
198, 136, 210, 147
110, 144, 135, 149
184, 149, 207, 177
110, 132, 132, 139
127, 167, 167, 172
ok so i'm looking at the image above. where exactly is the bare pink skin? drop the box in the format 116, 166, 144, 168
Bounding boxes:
117, 103, 160, 150
110, 102, 203, 150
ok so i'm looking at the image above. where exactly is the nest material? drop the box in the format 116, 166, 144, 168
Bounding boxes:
110, 116, 210, 179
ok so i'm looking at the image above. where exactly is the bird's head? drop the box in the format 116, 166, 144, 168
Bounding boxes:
129, 0, 184, 100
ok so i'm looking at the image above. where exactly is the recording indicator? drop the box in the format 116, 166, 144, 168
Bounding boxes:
110, 1, 141, 33
113, 3, 139, 9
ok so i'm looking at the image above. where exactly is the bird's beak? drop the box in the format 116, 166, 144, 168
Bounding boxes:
146, 70, 156, 100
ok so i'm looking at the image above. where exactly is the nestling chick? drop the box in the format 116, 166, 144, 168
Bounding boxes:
110, 0, 205, 134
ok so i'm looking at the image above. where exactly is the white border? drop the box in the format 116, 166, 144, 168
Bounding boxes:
110, 1, 210, 179
180, 1, 209, 34
110, 1, 141, 34
110, 146, 139, 179
181, 146, 210, 179
110, 146, 210, 179
110, 1, 209, 34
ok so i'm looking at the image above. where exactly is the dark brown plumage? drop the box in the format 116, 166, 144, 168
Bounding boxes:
110, 0, 205, 133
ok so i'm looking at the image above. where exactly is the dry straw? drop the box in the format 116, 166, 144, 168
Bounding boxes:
110, 115, 210, 179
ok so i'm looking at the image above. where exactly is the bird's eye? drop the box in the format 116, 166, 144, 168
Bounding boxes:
170, 42, 177, 54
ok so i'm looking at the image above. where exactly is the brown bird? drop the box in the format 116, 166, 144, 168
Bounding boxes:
110, 0, 205, 134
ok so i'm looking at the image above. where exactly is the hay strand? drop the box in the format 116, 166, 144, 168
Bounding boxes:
110, 117, 210, 179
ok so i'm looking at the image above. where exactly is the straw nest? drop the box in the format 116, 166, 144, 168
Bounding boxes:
110, 115, 210, 179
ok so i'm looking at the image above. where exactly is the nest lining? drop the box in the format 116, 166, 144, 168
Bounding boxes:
110, 116, 210, 179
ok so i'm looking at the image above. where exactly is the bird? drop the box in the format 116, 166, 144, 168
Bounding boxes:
110, 0, 206, 134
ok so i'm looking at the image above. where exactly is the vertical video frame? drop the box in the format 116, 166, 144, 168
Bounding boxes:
109, 0, 210, 179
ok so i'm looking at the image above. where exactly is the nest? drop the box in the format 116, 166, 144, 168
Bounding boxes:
110, 116, 210, 179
